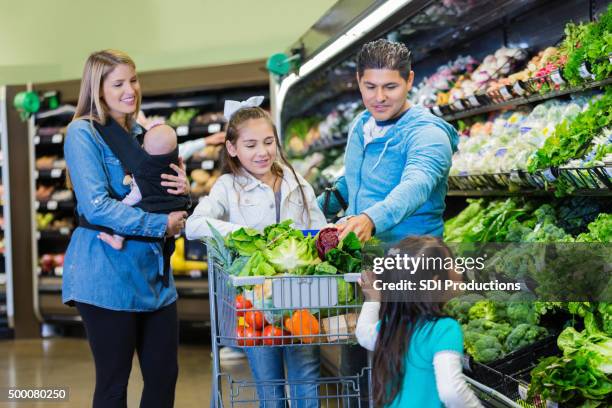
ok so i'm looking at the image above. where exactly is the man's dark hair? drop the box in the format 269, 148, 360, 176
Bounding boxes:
356, 39, 412, 79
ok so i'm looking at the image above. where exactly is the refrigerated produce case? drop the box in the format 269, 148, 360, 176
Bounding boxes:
272, 0, 612, 406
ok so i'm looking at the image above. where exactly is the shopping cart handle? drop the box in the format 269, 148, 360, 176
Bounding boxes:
230, 275, 266, 286
343, 273, 361, 283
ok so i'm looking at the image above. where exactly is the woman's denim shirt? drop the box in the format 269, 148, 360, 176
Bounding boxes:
62, 119, 177, 311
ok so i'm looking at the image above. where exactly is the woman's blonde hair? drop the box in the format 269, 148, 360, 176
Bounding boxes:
68, 50, 140, 189
73, 49, 140, 125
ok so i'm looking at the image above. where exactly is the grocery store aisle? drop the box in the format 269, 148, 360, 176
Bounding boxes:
0, 338, 251, 407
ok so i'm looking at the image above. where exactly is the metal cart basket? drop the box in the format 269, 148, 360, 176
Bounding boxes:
207, 242, 371, 407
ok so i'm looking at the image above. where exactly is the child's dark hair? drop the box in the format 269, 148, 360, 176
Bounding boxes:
372, 236, 452, 407
357, 39, 412, 80
222, 106, 311, 227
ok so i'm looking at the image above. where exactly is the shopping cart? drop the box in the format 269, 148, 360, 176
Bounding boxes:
206, 240, 372, 408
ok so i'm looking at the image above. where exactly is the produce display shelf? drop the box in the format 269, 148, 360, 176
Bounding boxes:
36, 200, 74, 212
37, 229, 72, 241
186, 158, 218, 172
35, 168, 66, 180
438, 77, 612, 122
287, 79, 359, 122
34, 133, 64, 146
290, 136, 348, 159
447, 188, 612, 197
34, 105, 76, 120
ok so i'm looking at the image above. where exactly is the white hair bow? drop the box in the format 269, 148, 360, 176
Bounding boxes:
223, 96, 265, 121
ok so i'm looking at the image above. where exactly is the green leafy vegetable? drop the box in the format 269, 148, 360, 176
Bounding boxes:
263, 237, 320, 273
528, 87, 612, 171
504, 323, 548, 353
225, 227, 266, 256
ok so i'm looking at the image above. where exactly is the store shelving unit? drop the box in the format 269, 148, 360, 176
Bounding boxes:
0, 87, 12, 338
23, 60, 270, 329
273, 0, 611, 405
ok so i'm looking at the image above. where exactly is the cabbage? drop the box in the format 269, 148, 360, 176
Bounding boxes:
263, 237, 320, 273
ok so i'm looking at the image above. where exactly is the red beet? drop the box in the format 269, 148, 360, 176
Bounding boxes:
315, 227, 339, 260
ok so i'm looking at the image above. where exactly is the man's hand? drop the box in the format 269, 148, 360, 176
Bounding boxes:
337, 213, 375, 242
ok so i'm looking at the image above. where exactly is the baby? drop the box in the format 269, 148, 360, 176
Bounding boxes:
98, 124, 184, 249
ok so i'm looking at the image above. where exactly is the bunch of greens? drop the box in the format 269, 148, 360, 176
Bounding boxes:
563, 5, 612, 85
222, 220, 364, 278
528, 302, 612, 406
528, 354, 612, 406
444, 198, 534, 243
166, 108, 199, 127
576, 213, 612, 242
528, 87, 612, 172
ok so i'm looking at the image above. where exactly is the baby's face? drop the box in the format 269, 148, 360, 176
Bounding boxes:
143, 124, 177, 155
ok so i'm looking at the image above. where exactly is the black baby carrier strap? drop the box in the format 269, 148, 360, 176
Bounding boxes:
75, 118, 174, 287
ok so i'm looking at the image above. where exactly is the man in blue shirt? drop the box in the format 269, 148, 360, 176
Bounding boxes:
319, 39, 458, 243
318, 39, 459, 404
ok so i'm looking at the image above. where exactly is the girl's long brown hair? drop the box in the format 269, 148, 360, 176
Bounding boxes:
373, 237, 452, 407
222, 107, 311, 227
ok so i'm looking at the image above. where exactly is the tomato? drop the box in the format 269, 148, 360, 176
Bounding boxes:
242, 327, 261, 346
235, 295, 253, 316
236, 326, 246, 346
244, 310, 266, 330
262, 325, 288, 346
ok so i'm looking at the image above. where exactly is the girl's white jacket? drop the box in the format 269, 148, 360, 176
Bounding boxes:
185, 166, 327, 239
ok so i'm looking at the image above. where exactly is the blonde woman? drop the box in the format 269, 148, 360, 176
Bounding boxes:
62, 50, 189, 408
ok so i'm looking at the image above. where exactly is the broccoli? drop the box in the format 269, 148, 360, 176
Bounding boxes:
504, 323, 548, 353
468, 300, 507, 322
507, 302, 539, 325
466, 319, 512, 342
466, 333, 504, 363
444, 294, 485, 324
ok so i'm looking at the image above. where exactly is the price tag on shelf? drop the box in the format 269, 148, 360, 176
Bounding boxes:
35, 201, 40, 210
59, 227, 70, 235
578, 62, 595, 80
542, 168, 557, 182
176, 126, 189, 137
512, 81, 526, 96
34, 170, 39, 179
51, 168, 63, 178
499, 86, 513, 100
33, 136, 40, 145
468, 95, 480, 107
52, 133, 63, 144
461, 354, 471, 371
208, 123, 222, 133
189, 270, 203, 278
509, 170, 521, 183
54, 266, 64, 276
452, 100, 464, 111
550, 70, 566, 85
46, 200, 58, 211
200, 160, 215, 170
517, 383, 528, 401
36, 231, 41, 240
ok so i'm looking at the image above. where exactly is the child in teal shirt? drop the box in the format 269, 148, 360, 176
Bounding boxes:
356, 237, 483, 407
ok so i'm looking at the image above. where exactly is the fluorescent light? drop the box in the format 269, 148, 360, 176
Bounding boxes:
274, 0, 414, 132
298, 0, 414, 78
